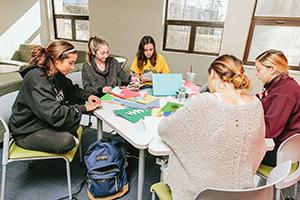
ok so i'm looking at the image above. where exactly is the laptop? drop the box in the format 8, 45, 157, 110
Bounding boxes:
152, 73, 183, 96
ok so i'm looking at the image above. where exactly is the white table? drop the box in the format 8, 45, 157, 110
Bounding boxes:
93, 102, 155, 200
149, 135, 275, 156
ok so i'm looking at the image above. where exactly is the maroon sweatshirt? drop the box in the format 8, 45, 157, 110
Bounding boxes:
257, 74, 300, 146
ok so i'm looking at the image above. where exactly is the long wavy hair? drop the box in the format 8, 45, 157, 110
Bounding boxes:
28, 40, 76, 77
136, 36, 157, 69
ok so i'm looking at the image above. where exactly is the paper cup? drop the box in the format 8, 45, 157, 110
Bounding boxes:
186, 72, 196, 83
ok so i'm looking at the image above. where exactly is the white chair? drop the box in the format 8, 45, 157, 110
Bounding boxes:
196, 160, 292, 200
111, 55, 128, 69
0, 91, 83, 200
258, 134, 300, 200
150, 161, 291, 200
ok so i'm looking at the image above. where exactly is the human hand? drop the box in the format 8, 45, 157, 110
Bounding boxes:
88, 95, 101, 104
130, 76, 140, 83
85, 101, 101, 112
102, 86, 112, 93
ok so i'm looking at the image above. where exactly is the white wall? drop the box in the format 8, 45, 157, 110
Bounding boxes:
0, 0, 48, 60
88, 0, 300, 93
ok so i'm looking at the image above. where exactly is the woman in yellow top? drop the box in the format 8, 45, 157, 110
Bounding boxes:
130, 36, 170, 83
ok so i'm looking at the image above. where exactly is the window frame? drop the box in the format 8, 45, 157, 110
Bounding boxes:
163, 0, 225, 56
243, 1, 300, 71
51, 0, 89, 43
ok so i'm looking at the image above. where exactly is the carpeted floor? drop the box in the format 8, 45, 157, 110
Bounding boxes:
0, 127, 161, 200
1, 126, 299, 200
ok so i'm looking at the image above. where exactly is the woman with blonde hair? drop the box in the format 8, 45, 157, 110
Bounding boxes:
158, 55, 266, 200
255, 50, 300, 167
9, 40, 101, 153
82, 36, 137, 97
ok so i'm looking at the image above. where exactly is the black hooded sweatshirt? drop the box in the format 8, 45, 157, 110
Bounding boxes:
9, 65, 89, 138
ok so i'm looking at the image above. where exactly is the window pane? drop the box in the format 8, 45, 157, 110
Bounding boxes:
54, 0, 88, 15
166, 25, 191, 50
248, 25, 300, 66
76, 20, 89, 40
255, 0, 300, 17
194, 27, 222, 53
167, 0, 228, 21
56, 19, 72, 39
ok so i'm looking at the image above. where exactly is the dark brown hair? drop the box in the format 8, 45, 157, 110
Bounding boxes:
209, 54, 251, 94
28, 40, 76, 77
136, 36, 157, 69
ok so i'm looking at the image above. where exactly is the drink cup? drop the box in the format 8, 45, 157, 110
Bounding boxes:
186, 72, 196, 83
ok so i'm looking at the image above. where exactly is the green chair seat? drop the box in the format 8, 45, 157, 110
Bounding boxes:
150, 182, 172, 200
258, 162, 299, 177
9, 126, 83, 162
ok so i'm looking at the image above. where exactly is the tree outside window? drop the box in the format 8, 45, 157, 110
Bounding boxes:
163, 0, 228, 55
244, 0, 300, 70
52, 0, 89, 42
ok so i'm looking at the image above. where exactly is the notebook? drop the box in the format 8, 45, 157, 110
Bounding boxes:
152, 74, 183, 96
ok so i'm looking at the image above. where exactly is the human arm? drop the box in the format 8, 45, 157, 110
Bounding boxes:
24, 73, 86, 131
261, 93, 296, 138
130, 56, 141, 75
158, 54, 170, 74
82, 63, 105, 97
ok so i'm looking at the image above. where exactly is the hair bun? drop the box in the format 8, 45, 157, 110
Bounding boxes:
230, 73, 250, 91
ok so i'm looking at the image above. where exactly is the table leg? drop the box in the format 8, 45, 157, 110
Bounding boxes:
97, 118, 103, 140
137, 149, 145, 200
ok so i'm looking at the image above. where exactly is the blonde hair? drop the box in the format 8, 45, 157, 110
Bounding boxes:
209, 54, 251, 94
86, 36, 109, 63
255, 50, 288, 74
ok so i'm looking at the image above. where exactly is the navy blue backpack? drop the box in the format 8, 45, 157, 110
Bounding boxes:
84, 139, 128, 198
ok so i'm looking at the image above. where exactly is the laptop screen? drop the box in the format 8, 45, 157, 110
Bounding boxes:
152, 74, 183, 96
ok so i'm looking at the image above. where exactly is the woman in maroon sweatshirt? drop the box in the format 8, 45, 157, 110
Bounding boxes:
255, 49, 300, 166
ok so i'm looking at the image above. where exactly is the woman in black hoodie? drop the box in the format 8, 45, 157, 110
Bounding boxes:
9, 41, 101, 153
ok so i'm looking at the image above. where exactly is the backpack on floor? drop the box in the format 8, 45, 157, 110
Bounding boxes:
84, 139, 129, 199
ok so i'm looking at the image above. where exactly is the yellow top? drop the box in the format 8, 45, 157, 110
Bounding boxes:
130, 53, 170, 75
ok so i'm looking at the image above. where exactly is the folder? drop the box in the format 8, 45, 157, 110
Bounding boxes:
152, 74, 183, 96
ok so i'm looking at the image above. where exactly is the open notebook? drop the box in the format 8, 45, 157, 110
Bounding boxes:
152, 73, 183, 96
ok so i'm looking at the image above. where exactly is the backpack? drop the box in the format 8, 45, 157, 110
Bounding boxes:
84, 139, 129, 199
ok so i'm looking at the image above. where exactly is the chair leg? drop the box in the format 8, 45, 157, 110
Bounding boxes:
292, 183, 298, 199
151, 192, 156, 200
275, 187, 281, 200
1, 165, 7, 200
79, 144, 83, 163
65, 160, 72, 200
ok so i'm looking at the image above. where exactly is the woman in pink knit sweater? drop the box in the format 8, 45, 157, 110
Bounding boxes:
158, 55, 266, 200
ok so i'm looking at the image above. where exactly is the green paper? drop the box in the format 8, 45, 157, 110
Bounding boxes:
101, 93, 113, 101
113, 108, 152, 123
160, 102, 183, 113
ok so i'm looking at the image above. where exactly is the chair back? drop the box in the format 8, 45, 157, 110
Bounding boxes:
66, 71, 83, 88
277, 134, 300, 164
111, 55, 128, 69
276, 134, 300, 189
196, 160, 291, 200
0, 91, 19, 165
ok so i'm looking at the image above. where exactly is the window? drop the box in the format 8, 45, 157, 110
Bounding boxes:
163, 0, 229, 55
52, 0, 89, 42
244, 0, 300, 70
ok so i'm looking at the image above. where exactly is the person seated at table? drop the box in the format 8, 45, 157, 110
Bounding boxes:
82, 36, 138, 97
130, 35, 170, 84
255, 50, 300, 167
9, 40, 101, 154
158, 54, 266, 200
